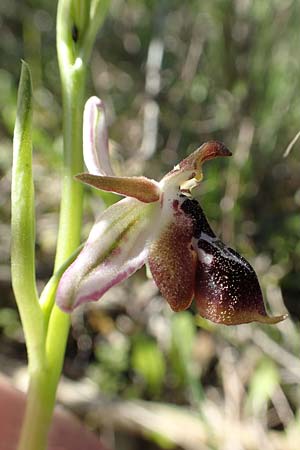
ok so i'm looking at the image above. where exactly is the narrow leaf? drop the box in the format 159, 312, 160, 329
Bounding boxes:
11, 62, 42, 343
80, 0, 111, 62
71, 0, 91, 41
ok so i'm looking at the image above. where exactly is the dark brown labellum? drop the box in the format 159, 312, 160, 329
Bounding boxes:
179, 196, 285, 325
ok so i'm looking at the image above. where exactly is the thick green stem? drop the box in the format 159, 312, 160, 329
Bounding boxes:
40, 56, 87, 428
17, 370, 56, 450
16, 0, 110, 447
20, 74, 86, 450
17, 246, 83, 450
17, 68, 86, 450
54, 70, 86, 268
18, 4, 86, 450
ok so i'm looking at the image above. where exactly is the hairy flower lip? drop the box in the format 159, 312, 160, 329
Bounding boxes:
179, 196, 286, 326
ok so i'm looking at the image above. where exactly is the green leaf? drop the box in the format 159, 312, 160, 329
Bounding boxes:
170, 312, 204, 405
12, 61, 36, 301
11, 61, 44, 369
171, 312, 196, 364
170, 312, 196, 383
131, 336, 166, 396
80, 0, 111, 61
145, 430, 175, 449
72, 0, 91, 40
246, 358, 279, 415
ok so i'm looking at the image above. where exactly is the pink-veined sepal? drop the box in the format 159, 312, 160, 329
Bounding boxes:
83, 96, 114, 176
56, 198, 159, 312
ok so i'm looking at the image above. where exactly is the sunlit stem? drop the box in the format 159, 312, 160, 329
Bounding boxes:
11, 62, 50, 450
16, 0, 111, 447
12, 62, 50, 450
17, 0, 92, 448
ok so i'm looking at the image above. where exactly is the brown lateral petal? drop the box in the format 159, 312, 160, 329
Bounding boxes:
76, 173, 160, 203
148, 211, 196, 312
179, 197, 286, 325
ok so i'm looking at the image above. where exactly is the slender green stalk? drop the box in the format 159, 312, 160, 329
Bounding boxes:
80, 0, 111, 61
13, 62, 47, 450
16, 1, 111, 448
40, 0, 88, 425
43, 0, 111, 401
18, 34, 86, 450
16, 370, 55, 450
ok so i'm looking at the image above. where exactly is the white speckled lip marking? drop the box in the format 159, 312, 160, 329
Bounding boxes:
198, 248, 213, 265
199, 232, 249, 270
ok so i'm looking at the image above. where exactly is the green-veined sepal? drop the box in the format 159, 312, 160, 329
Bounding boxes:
56, 198, 159, 311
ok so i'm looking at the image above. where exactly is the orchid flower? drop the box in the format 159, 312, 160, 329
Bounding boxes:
56, 96, 285, 325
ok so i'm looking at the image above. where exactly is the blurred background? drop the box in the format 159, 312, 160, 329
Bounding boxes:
1, 0, 300, 449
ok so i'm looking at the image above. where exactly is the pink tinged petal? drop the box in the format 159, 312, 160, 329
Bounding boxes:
56, 198, 159, 312
180, 197, 286, 325
83, 96, 114, 176
148, 200, 196, 312
76, 173, 161, 203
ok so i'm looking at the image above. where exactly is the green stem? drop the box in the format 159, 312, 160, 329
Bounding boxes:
40, 44, 87, 434
17, 70, 86, 450
19, 71, 87, 450
54, 73, 86, 268
17, 0, 110, 447
18, 4, 86, 450
17, 370, 56, 450
18, 76, 86, 450
80, 0, 111, 61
